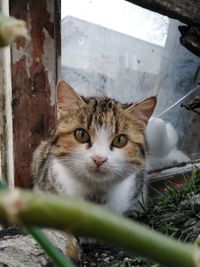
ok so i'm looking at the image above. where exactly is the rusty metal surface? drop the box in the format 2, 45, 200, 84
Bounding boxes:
10, 0, 60, 187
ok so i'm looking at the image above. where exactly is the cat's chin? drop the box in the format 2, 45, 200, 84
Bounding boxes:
84, 168, 115, 183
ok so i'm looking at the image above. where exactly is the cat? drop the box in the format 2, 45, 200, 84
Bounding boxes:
32, 80, 156, 214
32, 80, 156, 263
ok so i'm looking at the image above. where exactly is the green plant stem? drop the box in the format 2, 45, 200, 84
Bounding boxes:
0, 189, 199, 267
27, 226, 74, 267
0, 181, 74, 267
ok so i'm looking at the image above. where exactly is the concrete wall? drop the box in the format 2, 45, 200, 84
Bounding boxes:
61, 16, 162, 103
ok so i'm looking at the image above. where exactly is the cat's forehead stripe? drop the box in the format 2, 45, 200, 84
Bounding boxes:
112, 105, 119, 134
87, 98, 98, 129
86, 97, 117, 130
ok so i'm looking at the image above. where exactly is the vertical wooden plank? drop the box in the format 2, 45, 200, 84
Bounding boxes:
0, 49, 6, 181
0, 46, 15, 188
0, 0, 14, 188
10, 0, 61, 187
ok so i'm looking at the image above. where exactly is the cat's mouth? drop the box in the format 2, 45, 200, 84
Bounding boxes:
88, 165, 107, 175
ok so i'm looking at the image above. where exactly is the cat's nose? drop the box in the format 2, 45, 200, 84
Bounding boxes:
92, 156, 108, 167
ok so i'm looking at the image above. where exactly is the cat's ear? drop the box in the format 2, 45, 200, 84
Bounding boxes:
56, 80, 84, 115
127, 96, 157, 124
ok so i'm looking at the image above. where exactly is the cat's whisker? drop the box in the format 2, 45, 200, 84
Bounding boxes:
145, 162, 156, 173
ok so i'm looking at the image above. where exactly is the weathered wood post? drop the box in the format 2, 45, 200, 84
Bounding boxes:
0, 0, 14, 188
9, 0, 61, 187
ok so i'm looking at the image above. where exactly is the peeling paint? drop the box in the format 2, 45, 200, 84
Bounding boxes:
10, 0, 60, 187
29, 1, 54, 60
42, 28, 56, 106
46, 0, 55, 23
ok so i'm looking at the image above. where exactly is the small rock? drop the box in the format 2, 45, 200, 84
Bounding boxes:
124, 257, 130, 262
104, 257, 110, 262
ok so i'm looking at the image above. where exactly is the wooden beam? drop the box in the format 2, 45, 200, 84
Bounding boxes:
148, 162, 200, 197
179, 25, 200, 57
10, 0, 61, 187
126, 0, 200, 26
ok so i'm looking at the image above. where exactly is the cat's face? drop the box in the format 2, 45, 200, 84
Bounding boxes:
51, 81, 156, 185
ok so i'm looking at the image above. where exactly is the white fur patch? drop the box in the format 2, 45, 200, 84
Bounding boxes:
51, 158, 84, 197
89, 127, 112, 160
106, 175, 136, 213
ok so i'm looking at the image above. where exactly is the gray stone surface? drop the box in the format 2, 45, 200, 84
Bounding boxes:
0, 227, 68, 267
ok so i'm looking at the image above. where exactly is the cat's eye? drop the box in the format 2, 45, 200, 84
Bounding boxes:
74, 129, 90, 143
112, 134, 127, 148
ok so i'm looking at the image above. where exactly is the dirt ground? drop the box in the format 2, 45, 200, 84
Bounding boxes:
82, 241, 152, 267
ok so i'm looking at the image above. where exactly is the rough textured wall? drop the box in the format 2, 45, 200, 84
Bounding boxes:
10, 0, 61, 187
